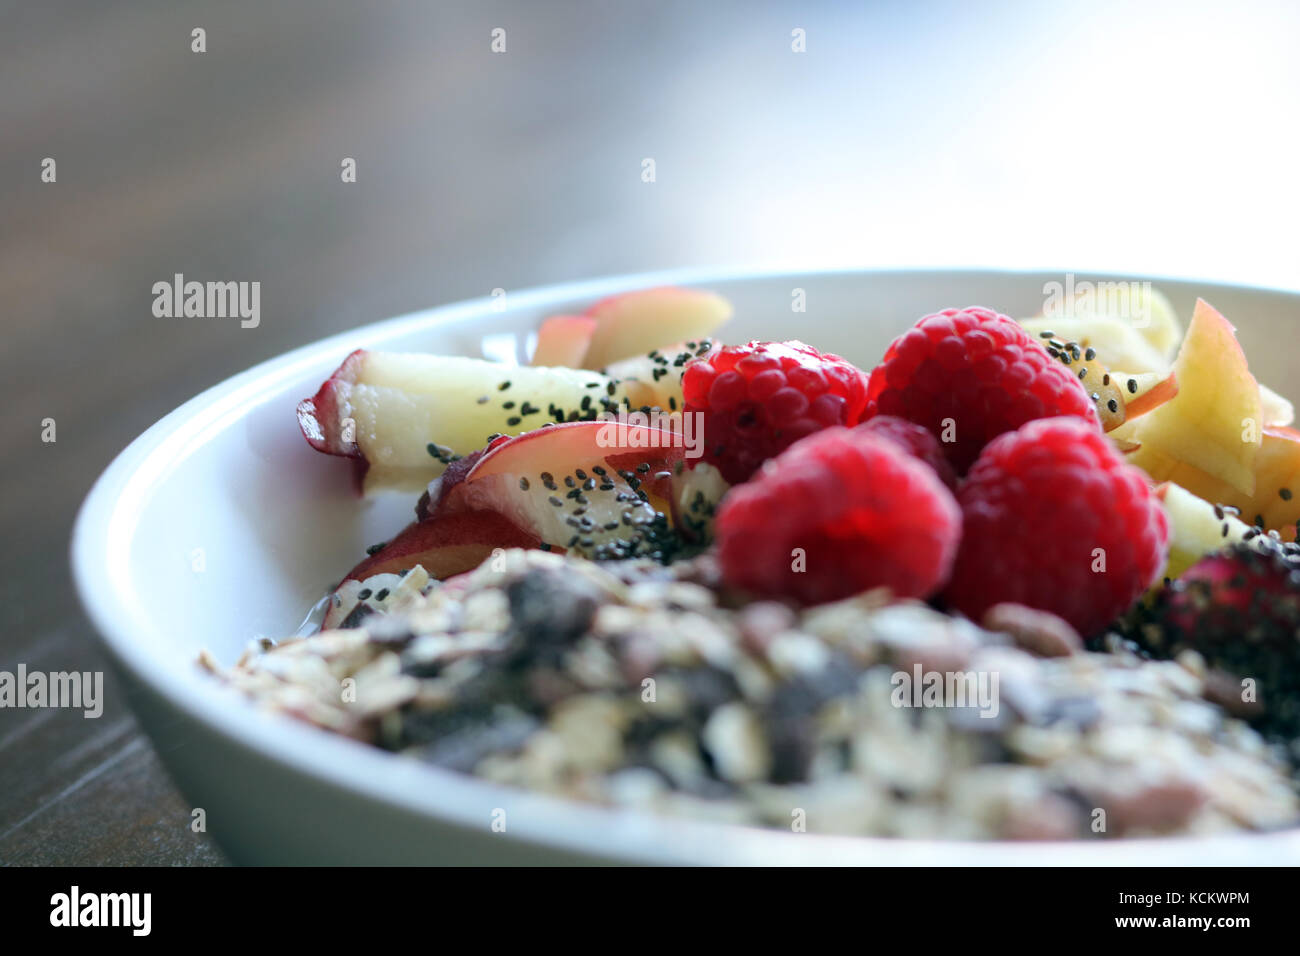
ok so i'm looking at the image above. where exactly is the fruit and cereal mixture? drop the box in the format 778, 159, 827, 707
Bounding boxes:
207, 286, 1300, 839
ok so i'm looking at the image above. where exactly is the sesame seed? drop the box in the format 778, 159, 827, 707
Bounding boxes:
1078, 367, 1087, 380
375, 588, 389, 601
1085, 347, 1096, 361
519, 477, 530, 491
548, 496, 563, 507
1039, 330, 1055, 339
1282, 488, 1294, 501
357, 588, 373, 600
497, 381, 511, 391
476, 395, 489, 404
1127, 378, 1138, 394
1107, 399, 1119, 413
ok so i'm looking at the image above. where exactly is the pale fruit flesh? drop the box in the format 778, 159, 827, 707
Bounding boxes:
1124, 299, 1261, 496
581, 287, 732, 370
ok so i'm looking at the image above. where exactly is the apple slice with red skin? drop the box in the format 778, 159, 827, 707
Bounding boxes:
343, 510, 545, 582
581, 287, 733, 370
298, 349, 635, 494
532, 315, 597, 368
427, 421, 685, 556
1122, 369, 1179, 421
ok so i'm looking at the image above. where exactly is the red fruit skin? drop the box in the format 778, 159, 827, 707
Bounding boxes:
298, 349, 369, 494
943, 416, 1169, 638
343, 511, 544, 582
683, 340, 870, 484
1162, 545, 1300, 637
856, 414, 958, 491
864, 307, 1099, 474
714, 427, 961, 606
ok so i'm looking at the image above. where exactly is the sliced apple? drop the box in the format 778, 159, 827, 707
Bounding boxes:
427, 421, 686, 558
601, 340, 718, 413
1124, 299, 1261, 496
531, 315, 597, 368
1020, 315, 1169, 376
1121, 369, 1179, 420
581, 287, 732, 370
1153, 482, 1261, 581
298, 350, 640, 493
342, 510, 543, 582
669, 461, 730, 543
1260, 383, 1295, 427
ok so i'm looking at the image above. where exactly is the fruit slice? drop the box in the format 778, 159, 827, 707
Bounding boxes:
1261, 384, 1295, 427
1124, 299, 1261, 496
342, 510, 543, 582
1122, 370, 1180, 420
1032, 332, 1179, 433
581, 287, 732, 370
668, 460, 730, 543
1019, 315, 1169, 376
428, 421, 686, 558
298, 350, 637, 493
1034, 282, 1181, 361
531, 315, 596, 368
600, 340, 717, 413
1153, 482, 1260, 580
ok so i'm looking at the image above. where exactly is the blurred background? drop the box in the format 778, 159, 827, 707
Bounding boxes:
3, 0, 1298, 864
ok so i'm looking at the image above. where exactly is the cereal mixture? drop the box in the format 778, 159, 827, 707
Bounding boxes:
205, 549, 1300, 840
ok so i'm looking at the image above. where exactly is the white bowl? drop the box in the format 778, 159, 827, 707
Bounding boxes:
72, 267, 1300, 864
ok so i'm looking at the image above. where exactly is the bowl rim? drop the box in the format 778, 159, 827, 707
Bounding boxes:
70, 264, 1300, 865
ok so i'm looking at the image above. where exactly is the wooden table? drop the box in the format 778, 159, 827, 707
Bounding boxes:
4, 0, 1296, 865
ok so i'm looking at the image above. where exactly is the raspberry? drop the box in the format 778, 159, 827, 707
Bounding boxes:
856, 414, 958, 490
864, 307, 1099, 474
943, 417, 1169, 637
714, 427, 961, 605
683, 340, 869, 484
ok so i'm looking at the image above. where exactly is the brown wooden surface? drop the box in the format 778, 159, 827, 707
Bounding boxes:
3, 1, 1297, 865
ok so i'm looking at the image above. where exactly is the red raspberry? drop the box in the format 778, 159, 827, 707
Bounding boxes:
943, 417, 1169, 637
714, 427, 961, 605
865, 307, 1099, 474
856, 414, 958, 490
683, 340, 869, 484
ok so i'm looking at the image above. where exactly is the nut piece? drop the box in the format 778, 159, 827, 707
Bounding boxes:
982, 603, 1082, 658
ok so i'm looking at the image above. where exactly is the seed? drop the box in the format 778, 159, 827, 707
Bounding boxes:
375, 588, 389, 601
636, 463, 651, 473
357, 588, 373, 600
502, 400, 516, 409
1213, 504, 1224, 520
1221, 523, 1230, 538
506, 417, 521, 426
1127, 378, 1138, 394
1084, 347, 1096, 361
498, 381, 511, 391
1078, 367, 1087, 380
583, 478, 596, 490
365, 542, 386, 556
1282, 488, 1294, 501
564, 475, 576, 488
1102, 374, 1110, 386
476, 396, 489, 404
1039, 330, 1055, 339
519, 477, 530, 491
548, 496, 563, 507
1107, 399, 1119, 413
1091, 392, 1100, 402
575, 468, 587, 480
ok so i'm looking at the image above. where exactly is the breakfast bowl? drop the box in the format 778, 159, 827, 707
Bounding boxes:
71, 267, 1300, 864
